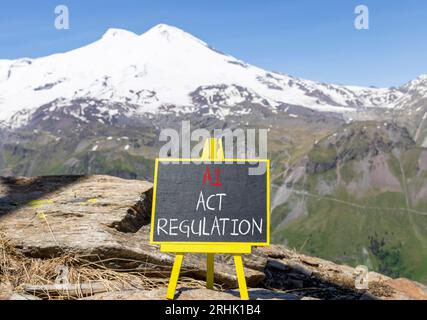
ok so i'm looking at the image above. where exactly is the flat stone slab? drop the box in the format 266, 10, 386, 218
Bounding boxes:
80, 287, 299, 300
0, 175, 265, 289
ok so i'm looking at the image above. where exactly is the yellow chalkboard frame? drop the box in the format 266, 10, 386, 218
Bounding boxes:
149, 159, 270, 247
149, 138, 270, 300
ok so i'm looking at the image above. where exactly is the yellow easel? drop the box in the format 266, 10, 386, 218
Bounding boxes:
166, 138, 250, 300
151, 138, 270, 300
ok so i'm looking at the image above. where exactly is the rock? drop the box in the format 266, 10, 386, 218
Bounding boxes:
0, 175, 265, 289
300, 297, 321, 300
261, 247, 427, 300
241, 248, 268, 271
178, 288, 239, 300
81, 288, 241, 300
266, 258, 289, 272
247, 288, 299, 300
180, 288, 300, 300
286, 261, 313, 277
0, 175, 153, 256
8, 293, 42, 300
359, 292, 379, 300
257, 245, 291, 259
82, 287, 300, 300
82, 288, 169, 300
23, 282, 113, 298
385, 278, 427, 300
262, 249, 392, 300
367, 271, 391, 283
299, 256, 321, 267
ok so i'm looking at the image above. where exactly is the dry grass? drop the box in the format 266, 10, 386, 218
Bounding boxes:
0, 233, 211, 300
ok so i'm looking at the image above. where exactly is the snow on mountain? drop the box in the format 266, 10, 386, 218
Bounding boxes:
393, 74, 427, 109
0, 23, 422, 128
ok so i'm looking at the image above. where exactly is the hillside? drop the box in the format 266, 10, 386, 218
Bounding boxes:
272, 121, 427, 283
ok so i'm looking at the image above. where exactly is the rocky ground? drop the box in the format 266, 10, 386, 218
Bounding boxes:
1, 175, 426, 300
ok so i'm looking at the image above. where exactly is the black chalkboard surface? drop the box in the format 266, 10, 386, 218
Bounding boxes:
150, 160, 270, 245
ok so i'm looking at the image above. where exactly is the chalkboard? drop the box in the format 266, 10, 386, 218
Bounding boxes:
150, 160, 270, 245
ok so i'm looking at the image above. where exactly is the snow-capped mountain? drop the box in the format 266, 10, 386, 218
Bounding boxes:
0, 23, 425, 129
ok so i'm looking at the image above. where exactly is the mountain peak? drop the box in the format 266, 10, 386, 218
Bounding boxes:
149, 23, 183, 32
144, 23, 185, 36
102, 28, 137, 40
402, 74, 427, 90
141, 23, 207, 46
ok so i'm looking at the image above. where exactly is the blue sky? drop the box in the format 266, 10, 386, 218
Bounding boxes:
0, 0, 426, 87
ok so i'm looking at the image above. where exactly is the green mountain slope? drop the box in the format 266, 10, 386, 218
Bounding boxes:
272, 122, 427, 283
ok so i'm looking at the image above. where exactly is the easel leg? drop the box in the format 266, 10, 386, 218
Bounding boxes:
234, 254, 249, 300
206, 253, 215, 289
166, 253, 184, 300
